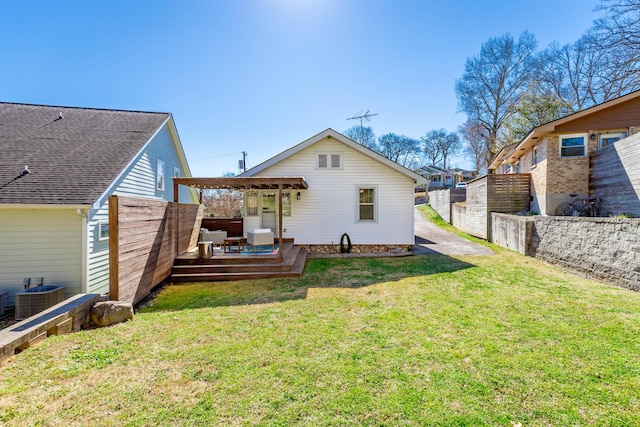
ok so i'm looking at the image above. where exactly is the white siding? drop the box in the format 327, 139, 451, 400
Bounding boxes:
85, 123, 195, 296
257, 137, 416, 245
0, 208, 83, 304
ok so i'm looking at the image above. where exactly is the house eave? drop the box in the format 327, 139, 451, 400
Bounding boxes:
0, 203, 92, 210
241, 128, 428, 185
501, 89, 640, 165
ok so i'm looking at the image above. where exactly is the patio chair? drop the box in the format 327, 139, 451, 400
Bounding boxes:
199, 228, 227, 247
247, 228, 274, 252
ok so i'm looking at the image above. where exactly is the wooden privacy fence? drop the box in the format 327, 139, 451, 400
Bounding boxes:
465, 174, 531, 239
109, 195, 203, 304
590, 132, 640, 217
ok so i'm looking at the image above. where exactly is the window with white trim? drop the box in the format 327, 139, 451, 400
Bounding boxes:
316, 152, 342, 169
532, 146, 538, 166
599, 131, 626, 149
560, 134, 587, 158
98, 222, 109, 241
514, 158, 521, 173
173, 167, 180, 178
357, 187, 376, 221
505, 164, 512, 174
245, 191, 258, 216
282, 192, 291, 216
156, 159, 165, 190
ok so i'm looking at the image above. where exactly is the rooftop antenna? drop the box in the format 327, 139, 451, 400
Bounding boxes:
347, 110, 378, 145
347, 110, 378, 128
0, 165, 30, 190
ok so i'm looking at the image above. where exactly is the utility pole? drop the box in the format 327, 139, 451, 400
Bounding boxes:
238, 151, 247, 173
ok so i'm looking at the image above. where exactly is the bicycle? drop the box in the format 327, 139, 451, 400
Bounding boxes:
555, 194, 601, 217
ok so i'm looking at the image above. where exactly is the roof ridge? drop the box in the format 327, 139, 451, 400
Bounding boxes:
0, 101, 170, 115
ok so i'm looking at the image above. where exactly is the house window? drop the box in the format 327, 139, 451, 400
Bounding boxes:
316, 152, 342, 169
599, 132, 626, 149
431, 175, 441, 184
98, 222, 109, 241
245, 191, 258, 216
532, 146, 538, 166
505, 164, 512, 174
514, 159, 520, 173
282, 192, 291, 216
156, 159, 165, 190
357, 187, 376, 221
560, 134, 587, 158
173, 167, 180, 178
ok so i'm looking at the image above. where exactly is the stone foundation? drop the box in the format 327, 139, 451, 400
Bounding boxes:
300, 244, 413, 256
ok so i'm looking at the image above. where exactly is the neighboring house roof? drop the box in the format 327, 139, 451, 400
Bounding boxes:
416, 165, 475, 177
488, 143, 519, 170
492, 89, 640, 168
0, 102, 178, 205
415, 166, 449, 177
240, 128, 428, 184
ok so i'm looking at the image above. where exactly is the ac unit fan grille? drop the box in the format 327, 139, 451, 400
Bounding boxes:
15, 287, 64, 320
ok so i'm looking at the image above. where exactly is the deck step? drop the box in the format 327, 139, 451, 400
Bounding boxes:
170, 246, 307, 282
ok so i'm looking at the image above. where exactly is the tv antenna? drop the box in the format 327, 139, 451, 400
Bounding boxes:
347, 110, 378, 128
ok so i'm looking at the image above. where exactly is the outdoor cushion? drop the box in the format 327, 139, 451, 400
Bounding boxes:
247, 229, 274, 252
199, 229, 227, 245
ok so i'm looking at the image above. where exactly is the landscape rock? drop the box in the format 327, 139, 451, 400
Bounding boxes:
90, 301, 134, 327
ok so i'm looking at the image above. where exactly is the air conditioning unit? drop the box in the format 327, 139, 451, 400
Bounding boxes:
15, 286, 64, 320
0, 291, 8, 316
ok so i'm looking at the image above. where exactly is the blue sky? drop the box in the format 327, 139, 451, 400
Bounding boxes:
1, 0, 602, 177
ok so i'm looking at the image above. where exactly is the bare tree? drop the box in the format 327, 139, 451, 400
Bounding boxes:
595, 0, 640, 52
590, 0, 640, 97
421, 129, 444, 166
458, 119, 488, 174
344, 125, 377, 150
421, 129, 460, 168
376, 133, 421, 168
455, 31, 539, 168
541, 11, 640, 112
203, 190, 243, 218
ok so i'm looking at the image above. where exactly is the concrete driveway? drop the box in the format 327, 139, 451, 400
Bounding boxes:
414, 207, 494, 256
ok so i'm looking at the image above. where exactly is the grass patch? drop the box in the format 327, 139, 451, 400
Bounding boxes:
418, 204, 495, 248
1, 212, 639, 425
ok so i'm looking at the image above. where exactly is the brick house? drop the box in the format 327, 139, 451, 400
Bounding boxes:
489, 90, 640, 215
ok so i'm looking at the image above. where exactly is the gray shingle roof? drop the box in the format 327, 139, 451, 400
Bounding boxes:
0, 102, 170, 205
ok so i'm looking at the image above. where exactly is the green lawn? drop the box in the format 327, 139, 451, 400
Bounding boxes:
1, 209, 639, 426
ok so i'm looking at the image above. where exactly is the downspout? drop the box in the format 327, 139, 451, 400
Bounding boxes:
174, 179, 180, 256
278, 185, 283, 260
77, 208, 89, 293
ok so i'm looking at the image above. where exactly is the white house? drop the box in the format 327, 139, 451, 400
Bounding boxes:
0, 102, 197, 305
239, 129, 428, 254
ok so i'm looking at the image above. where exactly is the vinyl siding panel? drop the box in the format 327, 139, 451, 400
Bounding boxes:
0, 208, 83, 304
255, 137, 416, 245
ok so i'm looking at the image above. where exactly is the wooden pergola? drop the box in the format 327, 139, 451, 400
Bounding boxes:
173, 177, 309, 258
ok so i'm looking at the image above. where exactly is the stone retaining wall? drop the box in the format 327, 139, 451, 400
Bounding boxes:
300, 244, 413, 256
487, 214, 639, 291
530, 216, 639, 291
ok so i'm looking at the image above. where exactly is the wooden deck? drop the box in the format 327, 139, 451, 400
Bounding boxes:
171, 240, 307, 282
